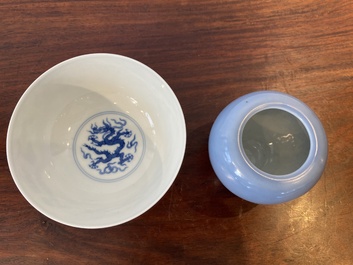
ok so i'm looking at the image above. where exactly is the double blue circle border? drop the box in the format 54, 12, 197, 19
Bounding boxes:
73, 111, 146, 183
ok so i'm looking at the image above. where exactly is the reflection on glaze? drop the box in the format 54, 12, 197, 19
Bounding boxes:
242, 109, 310, 175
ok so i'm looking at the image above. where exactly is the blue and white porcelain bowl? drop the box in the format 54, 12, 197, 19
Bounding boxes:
7, 54, 186, 228
209, 91, 327, 204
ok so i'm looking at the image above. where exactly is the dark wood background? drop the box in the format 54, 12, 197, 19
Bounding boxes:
1, 0, 353, 264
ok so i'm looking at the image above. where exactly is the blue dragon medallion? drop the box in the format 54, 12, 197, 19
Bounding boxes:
73, 112, 145, 182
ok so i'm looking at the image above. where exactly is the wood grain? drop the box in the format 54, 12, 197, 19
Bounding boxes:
1, 0, 353, 264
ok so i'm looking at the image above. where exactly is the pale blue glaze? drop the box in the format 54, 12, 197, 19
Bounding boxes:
209, 91, 328, 204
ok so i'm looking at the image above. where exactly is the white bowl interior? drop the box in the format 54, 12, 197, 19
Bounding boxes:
7, 54, 186, 228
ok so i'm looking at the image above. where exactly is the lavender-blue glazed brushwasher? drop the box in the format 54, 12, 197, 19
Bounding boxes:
209, 91, 327, 204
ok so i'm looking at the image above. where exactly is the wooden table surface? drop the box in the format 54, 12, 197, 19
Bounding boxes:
1, 0, 353, 264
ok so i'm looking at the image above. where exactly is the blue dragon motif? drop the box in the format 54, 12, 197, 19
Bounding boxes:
81, 117, 138, 175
